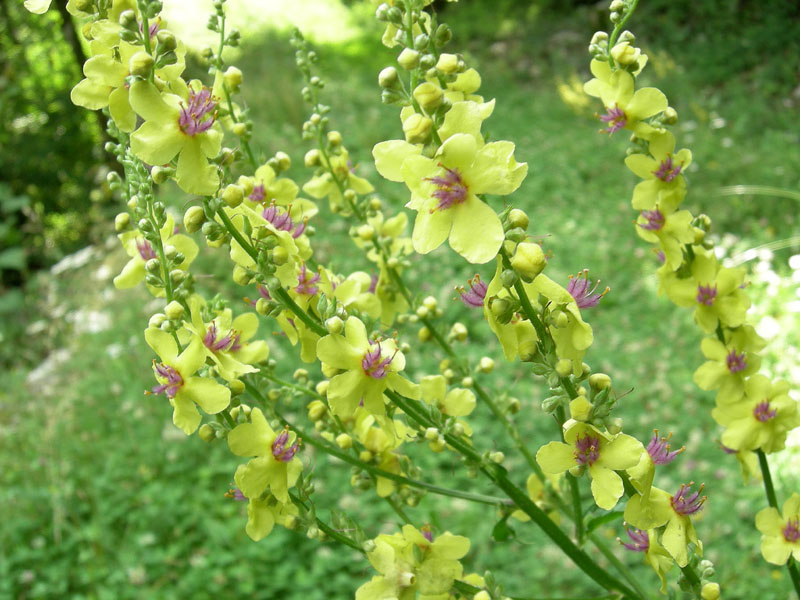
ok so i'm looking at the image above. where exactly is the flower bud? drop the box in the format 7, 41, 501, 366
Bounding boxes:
511, 242, 546, 280
223, 66, 243, 92
304, 149, 321, 167
397, 48, 420, 70
450, 322, 467, 341
489, 451, 505, 464
610, 41, 640, 66
378, 66, 399, 89
255, 298, 271, 316
315, 381, 329, 396
357, 224, 374, 241
507, 208, 529, 230
590, 31, 609, 46
429, 437, 446, 453
508, 397, 521, 413
119, 9, 137, 28
425, 427, 439, 442
436, 53, 459, 74
198, 424, 216, 442
588, 373, 612, 391
700, 583, 720, 600
151, 166, 170, 185
606, 417, 623, 435
145, 258, 161, 273
609, 0, 625, 11
165, 300, 184, 321
415, 306, 429, 319
293, 368, 309, 382
149, 313, 166, 328
418, 326, 431, 342
183, 206, 205, 233
663, 106, 678, 125
336, 433, 353, 449
359, 450, 374, 462
555, 359, 573, 377
232, 265, 253, 286
402, 113, 433, 144
307, 400, 327, 421
474, 592, 491, 600
412, 82, 443, 112
155, 30, 177, 53
271, 246, 289, 266
129, 51, 155, 78
477, 357, 494, 373
461, 376, 473, 388
489, 297, 514, 325
362, 539, 377, 553
230, 379, 245, 395
500, 269, 518, 289
114, 212, 131, 232
569, 396, 593, 421
434, 24, 452, 46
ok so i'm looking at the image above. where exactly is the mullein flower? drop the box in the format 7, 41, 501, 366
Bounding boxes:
376, 133, 527, 263
114, 214, 198, 293
693, 329, 764, 404
227, 408, 302, 505
583, 60, 668, 139
482, 261, 539, 361
566, 270, 609, 309
755, 493, 800, 565
316, 317, 419, 418
624, 483, 706, 567
712, 375, 799, 453
243, 163, 318, 221
661, 248, 750, 333
129, 79, 223, 196
634, 194, 696, 270
626, 131, 691, 210
318, 270, 382, 321
620, 527, 674, 593
536, 421, 644, 510
353, 410, 412, 497
145, 328, 230, 434
356, 525, 470, 600
420, 375, 476, 437
303, 148, 374, 215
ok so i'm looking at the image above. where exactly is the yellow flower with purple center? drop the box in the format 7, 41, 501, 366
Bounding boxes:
145, 328, 230, 435
693, 328, 765, 404
626, 131, 692, 210
756, 493, 800, 565
225, 486, 298, 542
316, 317, 419, 418
129, 79, 223, 196
481, 261, 539, 361
536, 421, 643, 510
620, 527, 674, 593
635, 200, 696, 271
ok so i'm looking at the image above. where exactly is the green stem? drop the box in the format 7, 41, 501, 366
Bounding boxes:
263, 373, 325, 400
607, 0, 640, 66
384, 495, 413, 525
568, 474, 585, 545
588, 533, 651, 600
499, 247, 549, 343
289, 493, 365, 553
679, 563, 701, 593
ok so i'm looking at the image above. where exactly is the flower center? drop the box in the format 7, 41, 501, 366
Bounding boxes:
639, 209, 665, 231
599, 104, 626, 134
151, 362, 183, 399
783, 518, 800, 543
567, 270, 609, 309
361, 341, 395, 379
646, 430, 683, 465
574, 434, 601, 466
621, 528, 650, 553
137, 239, 157, 261
753, 400, 777, 423
696, 283, 717, 306
178, 87, 217, 136
426, 164, 468, 211
725, 348, 747, 373
670, 482, 706, 516
249, 183, 267, 203
224, 487, 248, 502
263, 202, 306, 238
457, 274, 488, 308
203, 322, 237, 352
271, 428, 299, 462
653, 155, 682, 182
294, 264, 320, 296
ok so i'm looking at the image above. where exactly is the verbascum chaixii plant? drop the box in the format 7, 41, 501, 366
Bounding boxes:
26, 0, 799, 598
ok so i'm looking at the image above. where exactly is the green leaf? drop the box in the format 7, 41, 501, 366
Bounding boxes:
491, 515, 515, 542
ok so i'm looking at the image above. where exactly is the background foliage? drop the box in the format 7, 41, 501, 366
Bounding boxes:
2, 1, 799, 598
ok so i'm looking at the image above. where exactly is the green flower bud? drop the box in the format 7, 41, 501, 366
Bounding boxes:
500, 269, 518, 288
304, 149, 321, 167
473, 592, 491, 600
114, 212, 131, 232
418, 54, 436, 70
151, 166, 171, 185
255, 297, 271, 316
145, 258, 161, 273
156, 30, 177, 52
511, 242, 547, 280
663, 106, 678, 125
418, 326, 431, 342
429, 437, 446, 453
412, 82, 443, 112
606, 417, 623, 435
569, 396, 593, 421
385, 6, 402, 25
119, 9, 137, 28
700, 583, 720, 600
129, 51, 154, 78
232, 123, 247, 137
508, 397, 521, 413
229, 379, 245, 396
588, 373, 612, 391
378, 66, 399, 89
610, 41, 640, 66
198, 424, 216, 442
357, 224, 374, 241
307, 400, 327, 421
325, 316, 344, 334
461, 376, 473, 388
555, 359, 573, 377
507, 208, 529, 230
398, 48, 420, 71
450, 322, 468, 342
273, 151, 291, 172
165, 300, 184, 320
183, 206, 205, 233
74, 0, 93, 11
335, 433, 353, 449
232, 265, 252, 286
148, 313, 166, 328
223, 66, 242, 91
402, 113, 433, 144
315, 380, 329, 396
489, 297, 514, 324
436, 53, 459, 74
590, 31, 609, 46
381, 88, 406, 105
489, 451, 505, 464
609, 0, 625, 11
477, 357, 495, 373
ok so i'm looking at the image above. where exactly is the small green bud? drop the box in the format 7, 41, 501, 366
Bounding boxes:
489, 297, 514, 325
145, 258, 161, 273
165, 300, 184, 321
223, 66, 242, 91
700, 583, 720, 600
183, 206, 205, 233
119, 9, 137, 28
271, 246, 288, 266
610, 41, 640, 66
412, 82, 443, 113
418, 54, 436, 70
500, 269, 518, 289
148, 313, 166, 328
198, 424, 216, 442
402, 113, 433, 144
335, 433, 353, 449
511, 242, 547, 280
450, 322, 467, 342
230, 379, 245, 396
385, 6, 402, 25
232, 265, 253, 286
507, 208, 529, 230
307, 400, 327, 421
151, 166, 170, 184
293, 368, 309, 382
589, 373, 612, 391
663, 106, 678, 125
461, 376, 473, 388
326, 130, 343, 147
415, 305, 429, 319
381, 89, 406, 105
114, 212, 131, 232
473, 592, 491, 600
325, 316, 344, 334
422, 296, 437, 311
436, 53, 459, 74
489, 451, 505, 464
156, 30, 177, 52
477, 357, 494, 373
590, 31, 609, 46
606, 417, 623, 435
304, 149, 321, 167
434, 24, 452, 46
357, 224, 374, 241
508, 397, 521, 413
378, 66, 399, 88
397, 48, 420, 70
418, 326, 431, 342
129, 51, 154, 78
555, 359, 573, 377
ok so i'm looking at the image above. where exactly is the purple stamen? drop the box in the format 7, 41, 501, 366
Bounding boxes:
151, 362, 183, 399
369, 273, 379, 295
599, 104, 626, 134
639, 209, 665, 231
272, 428, 300, 462
621, 528, 650, 552
753, 400, 777, 423
653, 155, 682, 182
783, 519, 800, 543
178, 87, 217, 136
696, 284, 717, 306
225, 487, 247, 502
137, 239, 157, 261
574, 434, 601, 466
646, 430, 683, 465
567, 270, 608, 309
421, 527, 433, 543
249, 183, 266, 202
361, 341, 395, 379
294, 264, 320, 296
457, 275, 488, 308
670, 483, 706, 516
262, 202, 294, 232
725, 349, 747, 373
426, 164, 469, 211
203, 322, 236, 352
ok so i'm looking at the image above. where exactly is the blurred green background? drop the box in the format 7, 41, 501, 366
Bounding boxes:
2, 0, 800, 598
